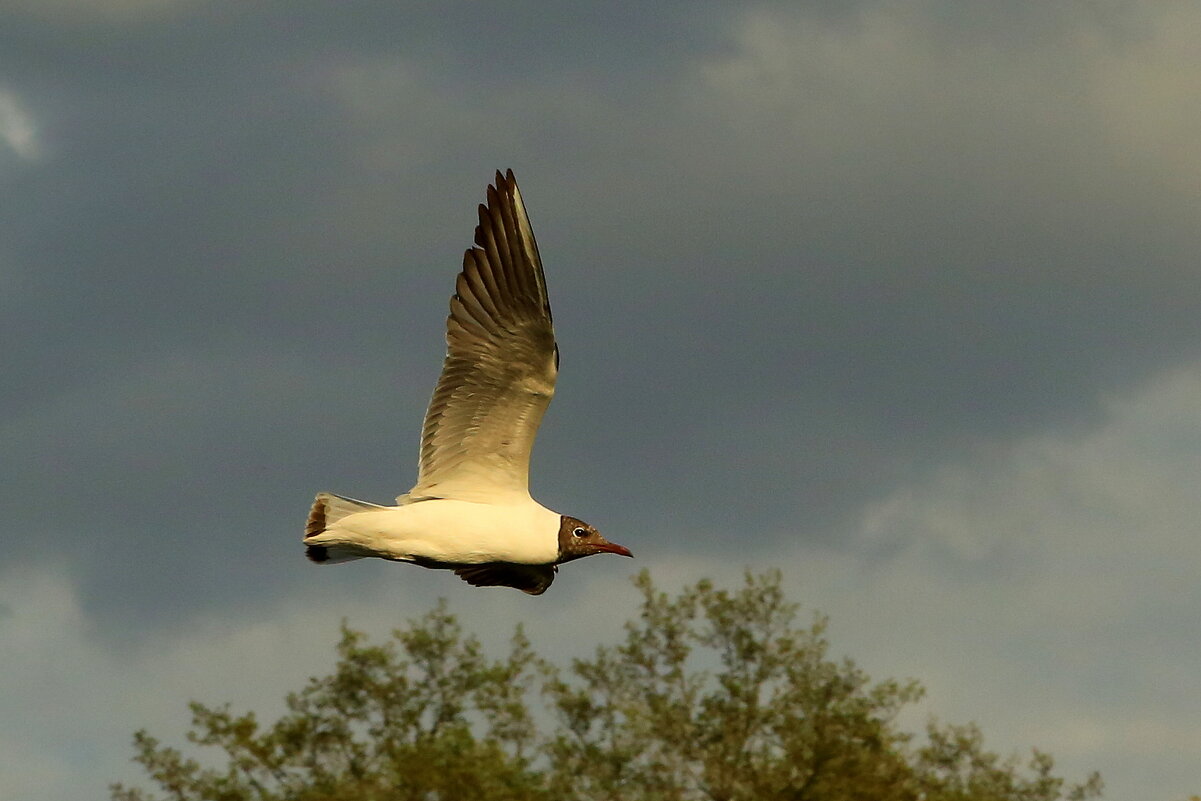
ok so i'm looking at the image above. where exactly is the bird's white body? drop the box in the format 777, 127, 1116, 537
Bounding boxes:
312, 496, 561, 565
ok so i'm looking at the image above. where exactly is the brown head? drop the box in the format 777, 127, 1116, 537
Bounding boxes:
556, 515, 633, 564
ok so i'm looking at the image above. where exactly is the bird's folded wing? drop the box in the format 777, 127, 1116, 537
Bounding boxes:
407, 170, 558, 503
453, 563, 557, 595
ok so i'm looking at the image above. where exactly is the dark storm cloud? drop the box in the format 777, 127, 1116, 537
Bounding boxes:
0, 0, 749, 622
3, 0, 1199, 631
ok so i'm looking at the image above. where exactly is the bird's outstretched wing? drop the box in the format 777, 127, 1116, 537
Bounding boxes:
407, 170, 558, 503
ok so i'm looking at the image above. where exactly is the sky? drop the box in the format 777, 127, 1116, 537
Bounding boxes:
2, 1, 1200, 798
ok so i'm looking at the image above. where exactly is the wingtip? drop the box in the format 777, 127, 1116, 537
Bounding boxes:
493, 168, 518, 195
482, 170, 521, 213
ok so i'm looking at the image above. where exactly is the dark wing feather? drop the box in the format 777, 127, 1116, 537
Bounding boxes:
407, 170, 557, 502
453, 563, 557, 596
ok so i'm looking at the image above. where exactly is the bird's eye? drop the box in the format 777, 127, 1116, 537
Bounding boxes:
572, 527, 587, 538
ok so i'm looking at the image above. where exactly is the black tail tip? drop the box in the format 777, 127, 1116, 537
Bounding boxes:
305, 497, 328, 540
305, 544, 329, 564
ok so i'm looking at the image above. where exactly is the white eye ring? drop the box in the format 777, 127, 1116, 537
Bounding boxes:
572, 527, 587, 538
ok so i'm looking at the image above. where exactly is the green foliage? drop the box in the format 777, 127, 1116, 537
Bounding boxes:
112, 601, 549, 801
912, 722, 1103, 801
112, 570, 1102, 801
543, 570, 921, 800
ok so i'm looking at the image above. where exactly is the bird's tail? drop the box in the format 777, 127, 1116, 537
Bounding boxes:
304, 492, 384, 564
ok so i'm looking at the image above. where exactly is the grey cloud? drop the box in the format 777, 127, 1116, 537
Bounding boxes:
3, 1, 1200, 632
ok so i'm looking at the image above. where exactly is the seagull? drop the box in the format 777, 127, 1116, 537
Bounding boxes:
304, 170, 632, 595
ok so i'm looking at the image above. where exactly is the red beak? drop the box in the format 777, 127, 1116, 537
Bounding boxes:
597, 542, 634, 558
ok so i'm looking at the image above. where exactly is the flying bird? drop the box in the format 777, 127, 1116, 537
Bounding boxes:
304, 170, 631, 594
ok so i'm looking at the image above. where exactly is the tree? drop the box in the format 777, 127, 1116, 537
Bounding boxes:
112, 570, 1102, 801
111, 600, 548, 801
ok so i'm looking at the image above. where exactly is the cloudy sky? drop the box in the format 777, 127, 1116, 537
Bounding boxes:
3, 1, 1200, 798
